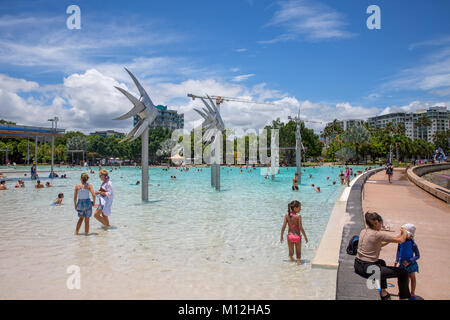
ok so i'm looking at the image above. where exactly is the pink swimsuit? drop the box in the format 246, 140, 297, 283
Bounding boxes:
287, 213, 301, 243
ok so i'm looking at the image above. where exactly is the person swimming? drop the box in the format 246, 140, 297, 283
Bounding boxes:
0, 180, 7, 190
46, 182, 53, 188
15, 179, 25, 188
53, 193, 64, 205
35, 180, 44, 189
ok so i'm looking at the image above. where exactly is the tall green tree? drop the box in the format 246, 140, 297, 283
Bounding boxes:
342, 124, 371, 163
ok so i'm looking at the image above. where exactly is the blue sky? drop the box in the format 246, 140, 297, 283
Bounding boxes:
0, 0, 449, 133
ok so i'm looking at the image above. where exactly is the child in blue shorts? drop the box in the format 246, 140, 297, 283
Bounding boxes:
395, 223, 420, 300
74, 173, 96, 235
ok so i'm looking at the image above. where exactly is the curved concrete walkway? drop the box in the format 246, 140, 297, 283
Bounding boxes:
363, 168, 450, 300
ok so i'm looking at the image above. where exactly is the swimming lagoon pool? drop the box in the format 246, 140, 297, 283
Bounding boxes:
0, 165, 365, 299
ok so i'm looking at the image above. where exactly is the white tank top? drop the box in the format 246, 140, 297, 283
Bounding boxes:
78, 187, 90, 200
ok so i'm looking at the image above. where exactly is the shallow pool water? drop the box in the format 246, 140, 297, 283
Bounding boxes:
0, 165, 365, 299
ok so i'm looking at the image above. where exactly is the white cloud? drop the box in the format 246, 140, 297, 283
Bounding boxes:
378, 101, 449, 114
0, 74, 39, 92
234, 48, 248, 52
232, 74, 255, 82
383, 43, 450, 97
260, 0, 354, 44
0, 70, 132, 132
409, 35, 450, 51
2, 70, 446, 137
0, 13, 185, 73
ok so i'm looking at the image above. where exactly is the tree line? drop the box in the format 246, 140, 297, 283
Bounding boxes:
1, 116, 448, 165
321, 117, 449, 164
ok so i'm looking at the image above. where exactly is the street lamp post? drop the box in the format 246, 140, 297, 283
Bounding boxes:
48, 117, 59, 178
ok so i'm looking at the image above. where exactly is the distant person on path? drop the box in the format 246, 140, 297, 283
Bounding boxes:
395, 223, 420, 300
94, 169, 114, 229
354, 212, 410, 300
386, 164, 393, 184
74, 173, 95, 235
292, 172, 299, 191
280, 200, 308, 264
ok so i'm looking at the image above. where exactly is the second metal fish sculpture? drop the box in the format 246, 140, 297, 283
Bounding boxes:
113, 68, 159, 142
193, 94, 225, 145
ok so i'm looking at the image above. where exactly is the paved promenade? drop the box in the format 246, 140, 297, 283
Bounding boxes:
363, 168, 450, 300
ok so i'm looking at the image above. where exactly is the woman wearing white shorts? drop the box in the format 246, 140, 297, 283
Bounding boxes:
94, 169, 114, 228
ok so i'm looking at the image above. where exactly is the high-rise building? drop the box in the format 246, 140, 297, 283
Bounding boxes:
368, 112, 414, 139
412, 106, 449, 142
338, 119, 365, 131
89, 130, 124, 137
327, 106, 449, 142
133, 105, 184, 131
366, 106, 449, 142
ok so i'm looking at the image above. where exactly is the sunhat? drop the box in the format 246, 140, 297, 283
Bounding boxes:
402, 223, 416, 237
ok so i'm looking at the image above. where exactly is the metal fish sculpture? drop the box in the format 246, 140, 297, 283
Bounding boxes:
113, 68, 159, 142
193, 94, 225, 145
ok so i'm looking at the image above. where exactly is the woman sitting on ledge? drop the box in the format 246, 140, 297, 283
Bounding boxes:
354, 212, 410, 300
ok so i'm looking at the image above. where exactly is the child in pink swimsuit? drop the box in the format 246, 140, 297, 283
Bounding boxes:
280, 200, 309, 264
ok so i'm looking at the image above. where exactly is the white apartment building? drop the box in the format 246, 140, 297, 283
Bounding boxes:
327, 106, 449, 142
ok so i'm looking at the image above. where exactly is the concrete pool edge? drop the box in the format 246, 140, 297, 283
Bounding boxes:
335, 167, 384, 300
311, 172, 363, 269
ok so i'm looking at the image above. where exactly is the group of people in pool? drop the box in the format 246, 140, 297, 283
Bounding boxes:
0, 178, 54, 190
291, 169, 341, 192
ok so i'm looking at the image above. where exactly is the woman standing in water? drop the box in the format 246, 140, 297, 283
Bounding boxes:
94, 169, 114, 229
280, 201, 308, 264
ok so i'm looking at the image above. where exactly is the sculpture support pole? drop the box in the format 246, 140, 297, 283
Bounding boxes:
296, 125, 302, 184
142, 127, 149, 201
50, 119, 54, 177
216, 164, 220, 190
211, 148, 215, 187
35, 136, 38, 173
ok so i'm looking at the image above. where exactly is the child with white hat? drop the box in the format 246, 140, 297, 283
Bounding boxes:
395, 223, 420, 299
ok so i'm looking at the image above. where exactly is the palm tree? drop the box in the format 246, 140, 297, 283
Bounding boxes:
414, 115, 432, 141
321, 120, 343, 145
336, 147, 356, 164
156, 138, 179, 166
343, 124, 371, 163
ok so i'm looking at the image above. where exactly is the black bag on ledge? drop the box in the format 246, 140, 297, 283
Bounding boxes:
346, 235, 359, 255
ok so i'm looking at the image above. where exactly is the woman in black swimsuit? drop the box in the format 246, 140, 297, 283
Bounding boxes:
386, 164, 393, 184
